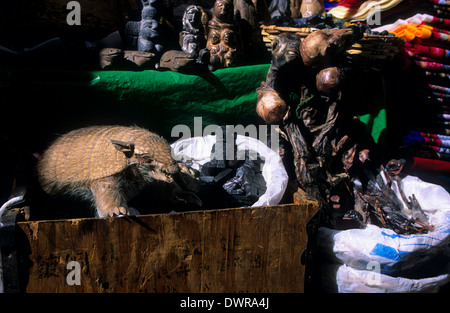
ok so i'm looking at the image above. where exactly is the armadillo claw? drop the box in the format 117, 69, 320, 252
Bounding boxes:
178, 163, 194, 176
109, 206, 129, 217
119, 206, 128, 215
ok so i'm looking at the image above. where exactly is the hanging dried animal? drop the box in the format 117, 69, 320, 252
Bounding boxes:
257, 28, 370, 227
256, 82, 289, 124
300, 0, 325, 18
300, 28, 362, 67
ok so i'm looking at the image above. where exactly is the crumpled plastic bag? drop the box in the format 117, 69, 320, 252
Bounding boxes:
0, 196, 24, 227
322, 264, 450, 293
171, 134, 288, 207
318, 175, 450, 292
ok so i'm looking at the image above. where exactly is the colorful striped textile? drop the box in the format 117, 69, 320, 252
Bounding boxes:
432, 91, 450, 97
418, 61, 450, 72
425, 144, 450, 154
410, 130, 450, 140
412, 157, 450, 172
430, 84, 450, 94
416, 149, 450, 161
328, 0, 404, 21
403, 131, 450, 150
373, 14, 450, 33
390, 24, 450, 43
405, 42, 450, 60
403, 136, 450, 148
429, 0, 450, 5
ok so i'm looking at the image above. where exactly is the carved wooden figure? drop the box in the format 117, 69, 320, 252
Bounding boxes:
180, 5, 207, 56
158, 5, 209, 73
206, 0, 242, 68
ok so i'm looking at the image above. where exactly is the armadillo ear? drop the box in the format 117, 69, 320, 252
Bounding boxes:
111, 140, 135, 158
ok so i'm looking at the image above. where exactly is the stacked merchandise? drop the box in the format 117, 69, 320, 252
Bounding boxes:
371, 4, 450, 174
325, 1, 450, 173
319, 2, 450, 293
327, 0, 405, 21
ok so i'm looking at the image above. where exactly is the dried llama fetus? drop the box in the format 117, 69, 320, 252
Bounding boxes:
256, 82, 289, 124
300, 0, 325, 18
37, 126, 179, 218
316, 66, 345, 94
300, 28, 361, 67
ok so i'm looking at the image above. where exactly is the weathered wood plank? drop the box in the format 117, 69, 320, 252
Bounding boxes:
16, 202, 318, 293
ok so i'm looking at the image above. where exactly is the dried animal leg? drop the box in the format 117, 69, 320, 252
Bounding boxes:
90, 176, 129, 217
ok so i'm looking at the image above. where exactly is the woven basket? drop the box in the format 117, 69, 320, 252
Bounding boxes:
261, 25, 405, 62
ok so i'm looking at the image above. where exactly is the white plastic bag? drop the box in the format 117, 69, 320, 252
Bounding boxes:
171, 135, 288, 207
0, 196, 24, 227
335, 264, 450, 293
318, 175, 450, 292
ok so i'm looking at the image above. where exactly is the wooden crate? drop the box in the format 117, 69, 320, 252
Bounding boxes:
14, 202, 318, 293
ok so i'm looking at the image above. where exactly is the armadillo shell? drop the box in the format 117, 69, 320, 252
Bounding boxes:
37, 125, 173, 193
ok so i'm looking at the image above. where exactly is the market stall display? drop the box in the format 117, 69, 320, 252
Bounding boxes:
0, 0, 449, 295
373, 11, 450, 173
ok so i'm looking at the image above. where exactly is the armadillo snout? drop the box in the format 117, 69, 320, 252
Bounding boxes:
163, 162, 179, 179
147, 161, 179, 183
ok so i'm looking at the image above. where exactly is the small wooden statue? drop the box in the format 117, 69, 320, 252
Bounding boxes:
131, 0, 165, 54
158, 5, 210, 73
123, 0, 165, 54
101, 0, 165, 69
179, 5, 207, 56
206, 0, 242, 69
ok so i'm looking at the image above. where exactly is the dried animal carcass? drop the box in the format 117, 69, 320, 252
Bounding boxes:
256, 82, 289, 124
256, 28, 369, 227
37, 125, 200, 218
349, 159, 435, 234
300, 28, 360, 68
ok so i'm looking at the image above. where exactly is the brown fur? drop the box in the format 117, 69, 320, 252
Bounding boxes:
37, 125, 178, 217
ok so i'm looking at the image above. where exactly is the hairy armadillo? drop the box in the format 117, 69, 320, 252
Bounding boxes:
37, 125, 179, 217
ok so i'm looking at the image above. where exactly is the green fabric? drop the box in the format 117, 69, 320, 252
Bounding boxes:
358, 108, 386, 144
0, 64, 387, 148
340, 70, 388, 146
88, 64, 387, 144
90, 64, 270, 138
